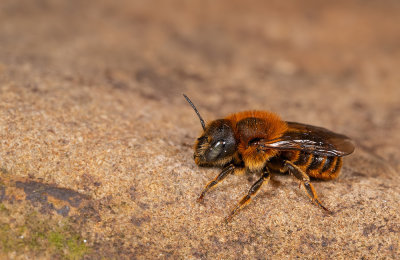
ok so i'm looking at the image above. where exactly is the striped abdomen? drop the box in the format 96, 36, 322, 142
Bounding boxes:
286, 151, 342, 180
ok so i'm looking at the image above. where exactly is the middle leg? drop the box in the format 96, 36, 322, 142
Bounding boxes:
225, 168, 271, 223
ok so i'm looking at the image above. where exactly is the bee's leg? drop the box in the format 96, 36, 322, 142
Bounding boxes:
197, 164, 235, 202
283, 161, 331, 213
225, 168, 270, 223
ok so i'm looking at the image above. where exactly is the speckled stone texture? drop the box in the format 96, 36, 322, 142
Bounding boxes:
0, 0, 399, 258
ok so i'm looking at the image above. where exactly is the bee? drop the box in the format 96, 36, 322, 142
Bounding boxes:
183, 94, 355, 222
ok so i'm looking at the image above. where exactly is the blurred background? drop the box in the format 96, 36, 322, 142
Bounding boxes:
1, 0, 400, 149
1, 0, 400, 258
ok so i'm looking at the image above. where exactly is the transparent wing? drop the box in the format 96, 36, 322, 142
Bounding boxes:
261, 122, 355, 157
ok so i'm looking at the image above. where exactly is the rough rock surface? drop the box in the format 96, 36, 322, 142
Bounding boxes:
0, 0, 399, 258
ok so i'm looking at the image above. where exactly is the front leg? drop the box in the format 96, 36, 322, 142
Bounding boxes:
197, 164, 235, 202
225, 168, 271, 223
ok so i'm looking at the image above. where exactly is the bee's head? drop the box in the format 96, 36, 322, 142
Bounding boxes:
194, 119, 236, 166
183, 94, 236, 166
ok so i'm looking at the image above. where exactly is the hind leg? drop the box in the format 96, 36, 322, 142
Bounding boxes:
283, 161, 331, 213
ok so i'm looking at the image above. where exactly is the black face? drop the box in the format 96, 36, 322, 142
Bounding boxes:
194, 119, 237, 166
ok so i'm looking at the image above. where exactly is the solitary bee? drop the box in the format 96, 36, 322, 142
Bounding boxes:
183, 94, 355, 222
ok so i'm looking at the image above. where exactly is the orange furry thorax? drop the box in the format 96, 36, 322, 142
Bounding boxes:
225, 110, 288, 143
225, 111, 288, 172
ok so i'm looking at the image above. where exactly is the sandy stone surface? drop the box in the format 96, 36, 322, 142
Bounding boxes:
1, 0, 400, 258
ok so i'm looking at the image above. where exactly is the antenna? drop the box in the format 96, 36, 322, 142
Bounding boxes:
183, 94, 206, 130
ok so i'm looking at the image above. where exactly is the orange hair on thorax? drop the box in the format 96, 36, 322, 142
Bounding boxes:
225, 110, 288, 143
225, 111, 288, 172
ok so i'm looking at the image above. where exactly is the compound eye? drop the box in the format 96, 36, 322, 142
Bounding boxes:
207, 140, 224, 160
